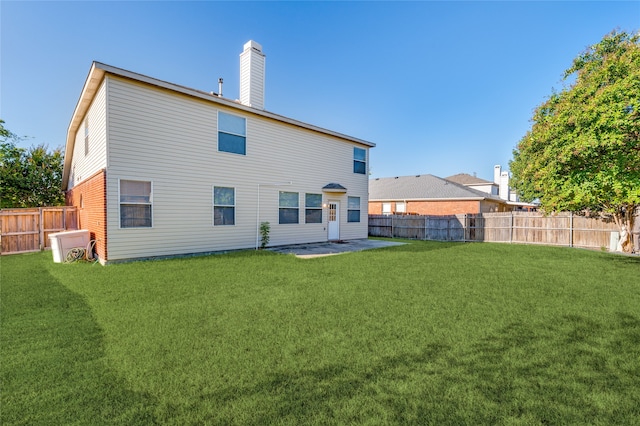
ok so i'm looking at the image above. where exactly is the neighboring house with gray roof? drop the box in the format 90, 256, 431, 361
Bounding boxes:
444, 173, 499, 196
446, 169, 538, 211
369, 174, 510, 215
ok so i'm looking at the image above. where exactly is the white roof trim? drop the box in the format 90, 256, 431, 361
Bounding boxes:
63, 61, 375, 188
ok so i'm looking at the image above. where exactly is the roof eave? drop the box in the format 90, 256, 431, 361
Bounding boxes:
101, 61, 376, 147
506, 201, 537, 207
63, 62, 105, 188
62, 61, 376, 189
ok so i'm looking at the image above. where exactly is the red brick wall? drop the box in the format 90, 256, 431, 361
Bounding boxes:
408, 200, 481, 215
369, 199, 510, 215
369, 202, 384, 215
65, 170, 108, 261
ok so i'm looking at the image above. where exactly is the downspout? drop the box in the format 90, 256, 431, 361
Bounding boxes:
256, 184, 260, 249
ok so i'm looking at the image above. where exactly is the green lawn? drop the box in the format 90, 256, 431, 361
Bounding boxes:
2, 240, 639, 425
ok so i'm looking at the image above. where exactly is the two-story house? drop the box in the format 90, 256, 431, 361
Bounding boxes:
63, 41, 374, 264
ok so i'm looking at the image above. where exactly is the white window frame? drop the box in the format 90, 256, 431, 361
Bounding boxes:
213, 186, 236, 226
353, 147, 366, 174
347, 196, 361, 223
218, 111, 247, 155
305, 193, 323, 224
119, 179, 153, 229
279, 191, 299, 224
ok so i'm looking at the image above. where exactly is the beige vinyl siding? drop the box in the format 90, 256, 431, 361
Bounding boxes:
67, 80, 107, 190
105, 76, 369, 261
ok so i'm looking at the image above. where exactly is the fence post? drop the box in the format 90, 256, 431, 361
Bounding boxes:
391, 215, 394, 238
569, 211, 573, 248
424, 215, 427, 240
39, 208, 44, 251
510, 211, 514, 244
466, 214, 470, 242
464, 214, 467, 242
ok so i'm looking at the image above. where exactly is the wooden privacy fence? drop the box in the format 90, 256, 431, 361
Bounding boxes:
369, 212, 619, 250
1, 207, 78, 255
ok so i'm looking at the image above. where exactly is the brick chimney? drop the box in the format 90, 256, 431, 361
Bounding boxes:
239, 40, 265, 110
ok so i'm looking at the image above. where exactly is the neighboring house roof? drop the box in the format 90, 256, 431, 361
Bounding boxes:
444, 173, 495, 186
63, 61, 375, 188
369, 174, 505, 202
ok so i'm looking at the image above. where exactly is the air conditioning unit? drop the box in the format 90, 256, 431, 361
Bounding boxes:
49, 230, 90, 263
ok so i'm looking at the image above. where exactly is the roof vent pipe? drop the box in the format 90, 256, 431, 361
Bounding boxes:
218, 78, 223, 97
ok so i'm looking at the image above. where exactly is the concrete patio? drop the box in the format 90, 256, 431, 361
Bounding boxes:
267, 238, 405, 259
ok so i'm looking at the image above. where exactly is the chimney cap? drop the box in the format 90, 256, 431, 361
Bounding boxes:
243, 40, 263, 52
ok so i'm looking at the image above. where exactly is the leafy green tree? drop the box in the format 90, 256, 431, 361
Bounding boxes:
510, 30, 640, 252
0, 119, 11, 139
0, 120, 65, 208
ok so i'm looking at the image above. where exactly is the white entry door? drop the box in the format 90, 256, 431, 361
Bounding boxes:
328, 201, 340, 240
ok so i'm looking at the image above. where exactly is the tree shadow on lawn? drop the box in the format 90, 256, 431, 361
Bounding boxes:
604, 253, 640, 266
1, 255, 160, 425
462, 312, 640, 423
193, 313, 640, 425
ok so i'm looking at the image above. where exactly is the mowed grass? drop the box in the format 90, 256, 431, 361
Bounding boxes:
2, 240, 639, 425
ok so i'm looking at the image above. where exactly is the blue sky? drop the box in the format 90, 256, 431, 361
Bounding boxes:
1, 1, 638, 181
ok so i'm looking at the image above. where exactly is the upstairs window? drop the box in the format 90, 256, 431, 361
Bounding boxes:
120, 180, 152, 228
305, 193, 322, 224
279, 191, 299, 224
218, 112, 246, 155
353, 147, 366, 174
348, 196, 361, 222
213, 186, 235, 226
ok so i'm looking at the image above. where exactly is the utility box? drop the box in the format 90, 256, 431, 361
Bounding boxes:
609, 231, 620, 252
49, 230, 90, 263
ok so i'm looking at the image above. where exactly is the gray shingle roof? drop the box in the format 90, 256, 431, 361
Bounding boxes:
444, 173, 494, 186
369, 174, 504, 201
322, 183, 347, 193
